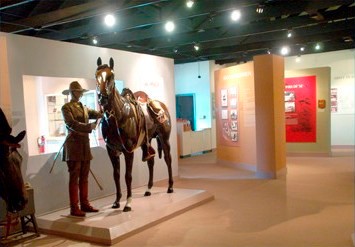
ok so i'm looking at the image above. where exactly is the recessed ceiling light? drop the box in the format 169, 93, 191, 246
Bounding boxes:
194, 44, 200, 51
300, 46, 305, 52
231, 10, 241, 21
104, 14, 116, 27
315, 43, 321, 50
165, 21, 175, 32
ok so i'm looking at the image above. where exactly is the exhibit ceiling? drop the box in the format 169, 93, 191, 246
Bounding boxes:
0, 0, 354, 64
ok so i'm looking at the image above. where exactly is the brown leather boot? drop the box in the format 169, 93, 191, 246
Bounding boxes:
80, 181, 99, 213
81, 203, 99, 213
70, 206, 86, 217
142, 145, 155, 162
69, 182, 86, 217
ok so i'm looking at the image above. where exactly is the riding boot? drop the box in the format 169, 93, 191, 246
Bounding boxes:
69, 183, 86, 217
142, 144, 155, 162
80, 181, 99, 213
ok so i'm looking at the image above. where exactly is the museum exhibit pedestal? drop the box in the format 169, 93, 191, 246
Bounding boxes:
37, 186, 214, 245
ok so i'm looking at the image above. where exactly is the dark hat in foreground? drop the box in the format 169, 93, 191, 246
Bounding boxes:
62, 81, 88, 95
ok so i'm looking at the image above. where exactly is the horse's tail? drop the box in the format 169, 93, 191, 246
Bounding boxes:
156, 136, 163, 159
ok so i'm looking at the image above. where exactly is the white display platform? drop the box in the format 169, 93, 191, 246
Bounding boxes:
37, 187, 214, 245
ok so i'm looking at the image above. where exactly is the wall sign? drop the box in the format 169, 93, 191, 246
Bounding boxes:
285, 75, 316, 142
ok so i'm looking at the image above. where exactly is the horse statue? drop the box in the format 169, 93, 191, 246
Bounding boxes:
0, 107, 27, 213
95, 57, 173, 212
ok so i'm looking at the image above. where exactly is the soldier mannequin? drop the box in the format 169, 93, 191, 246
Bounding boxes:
61, 81, 102, 217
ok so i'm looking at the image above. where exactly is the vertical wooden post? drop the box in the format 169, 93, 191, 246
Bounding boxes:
253, 54, 286, 178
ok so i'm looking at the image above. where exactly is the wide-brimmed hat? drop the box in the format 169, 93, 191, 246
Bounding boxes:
62, 81, 88, 95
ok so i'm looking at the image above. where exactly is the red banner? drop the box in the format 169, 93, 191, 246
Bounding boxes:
285, 76, 316, 142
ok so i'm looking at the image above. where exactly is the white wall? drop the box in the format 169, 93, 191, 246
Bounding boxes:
174, 61, 211, 130
0, 32, 178, 215
285, 50, 355, 146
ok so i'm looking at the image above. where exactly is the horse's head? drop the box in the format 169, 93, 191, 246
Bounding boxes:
0, 108, 27, 212
95, 57, 115, 106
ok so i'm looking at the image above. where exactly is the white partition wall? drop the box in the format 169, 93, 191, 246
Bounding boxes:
0, 32, 178, 215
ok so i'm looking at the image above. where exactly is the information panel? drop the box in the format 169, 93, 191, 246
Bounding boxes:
284, 75, 316, 142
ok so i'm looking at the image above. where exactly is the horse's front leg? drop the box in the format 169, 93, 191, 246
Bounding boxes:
123, 151, 134, 212
144, 158, 155, 196
106, 146, 122, 209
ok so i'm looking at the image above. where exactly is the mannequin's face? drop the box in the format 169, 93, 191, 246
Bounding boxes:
70, 90, 83, 101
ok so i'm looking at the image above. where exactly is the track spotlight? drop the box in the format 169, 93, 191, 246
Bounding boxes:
186, 0, 194, 8
315, 43, 321, 50
280, 46, 290, 55
104, 14, 116, 27
231, 10, 241, 21
194, 44, 200, 51
165, 21, 175, 32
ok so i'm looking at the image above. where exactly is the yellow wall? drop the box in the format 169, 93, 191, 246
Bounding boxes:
214, 54, 286, 178
214, 62, 257, 169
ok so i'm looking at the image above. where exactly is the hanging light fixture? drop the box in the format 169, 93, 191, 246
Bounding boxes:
287, 30, 292, 38
256, 4, 264, 14
92, 36, 98, 45
295, 55, 301, 63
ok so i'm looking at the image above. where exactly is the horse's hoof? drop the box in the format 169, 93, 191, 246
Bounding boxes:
144, 191, 151, 197
112, 202, 120, 209
167, 188, 174, 193
123, 206, 131, 212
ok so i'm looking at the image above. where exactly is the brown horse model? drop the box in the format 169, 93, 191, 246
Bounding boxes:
0, 108, 27, 213
95, 57, 173, 212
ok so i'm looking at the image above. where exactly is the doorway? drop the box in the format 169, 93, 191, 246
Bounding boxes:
176, 94, 196, 131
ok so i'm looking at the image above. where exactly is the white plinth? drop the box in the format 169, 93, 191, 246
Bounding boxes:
37, 187, 214, 245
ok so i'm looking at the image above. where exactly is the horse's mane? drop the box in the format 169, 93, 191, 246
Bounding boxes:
96, 64, 110, 71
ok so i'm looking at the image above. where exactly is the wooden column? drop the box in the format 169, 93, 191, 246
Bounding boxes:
0, 35, 12, 121
253, 54, 286, 178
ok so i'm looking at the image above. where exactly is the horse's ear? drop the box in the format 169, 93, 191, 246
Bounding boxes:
14, 130, 26, 143
0, 108, 12, 136
97, 57, 102, 67
109, 57, 114, 69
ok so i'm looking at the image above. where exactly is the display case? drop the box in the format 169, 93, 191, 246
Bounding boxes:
44, 90, 100, 154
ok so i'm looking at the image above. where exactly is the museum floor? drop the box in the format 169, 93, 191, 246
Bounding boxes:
12, 148, 354, 247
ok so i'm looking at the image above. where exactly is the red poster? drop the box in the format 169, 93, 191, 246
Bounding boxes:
285, 76, 316, 142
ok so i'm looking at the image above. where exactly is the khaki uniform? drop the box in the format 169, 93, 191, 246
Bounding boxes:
61, 101, 101, 161
61, 99, 101, 216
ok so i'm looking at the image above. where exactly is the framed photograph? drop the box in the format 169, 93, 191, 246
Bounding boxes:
221, 89, 228, 107
221, 109, 228, 120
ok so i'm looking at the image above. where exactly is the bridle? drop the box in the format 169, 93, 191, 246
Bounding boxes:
95, 65, 115, 107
